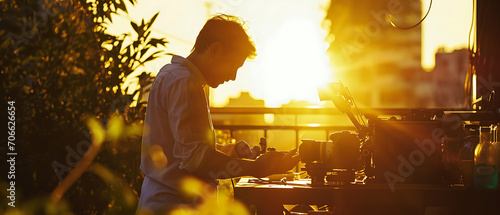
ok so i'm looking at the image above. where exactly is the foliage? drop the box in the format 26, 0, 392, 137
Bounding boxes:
0, 0, 166, 214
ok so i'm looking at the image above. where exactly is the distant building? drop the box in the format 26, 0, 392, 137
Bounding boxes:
225, 91, 265, 107
415, 48, 469, 107
213, 92, 267, 147
411, 48, 469, 108
212, 91, 266, 126
432, 48, 468, 107
325, 0, 423, 107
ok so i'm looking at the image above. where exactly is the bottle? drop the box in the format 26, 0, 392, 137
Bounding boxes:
473, 126, 498, 189
459, 125, 480, 188
492, 124, 500, 189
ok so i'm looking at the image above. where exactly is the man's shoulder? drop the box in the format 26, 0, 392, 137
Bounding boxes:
158, 62, 193, 82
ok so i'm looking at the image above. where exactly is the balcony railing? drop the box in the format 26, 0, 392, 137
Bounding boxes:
210, 107, 467, 149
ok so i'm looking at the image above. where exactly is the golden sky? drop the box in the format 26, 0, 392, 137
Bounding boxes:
421, 0, 474, 71
108, 0, 474, 107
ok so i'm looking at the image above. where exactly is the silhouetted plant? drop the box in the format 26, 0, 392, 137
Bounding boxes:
0, 0, 167, 214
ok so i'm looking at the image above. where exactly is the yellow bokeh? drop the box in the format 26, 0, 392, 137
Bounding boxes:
149, 145, 168, 169
175, 176, 250, 215
86, 117, 105, 146
106, 116, 124, 141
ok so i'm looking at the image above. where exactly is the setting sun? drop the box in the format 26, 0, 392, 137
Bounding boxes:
107, 0, 475, 109
248, 17, 333, 107
208, 0, 333, 107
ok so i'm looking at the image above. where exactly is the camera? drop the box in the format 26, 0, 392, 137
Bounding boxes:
299, 82, 445, 186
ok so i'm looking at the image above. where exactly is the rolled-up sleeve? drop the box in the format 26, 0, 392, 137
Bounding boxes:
165, 76, 215, 173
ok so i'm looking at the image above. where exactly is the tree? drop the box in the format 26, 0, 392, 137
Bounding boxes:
0, 0, 167, 213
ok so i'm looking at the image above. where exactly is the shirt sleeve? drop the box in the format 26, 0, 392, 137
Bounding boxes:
165, 76, 215, 173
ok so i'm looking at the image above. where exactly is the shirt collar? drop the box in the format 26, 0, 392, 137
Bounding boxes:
171, 55, 207, 86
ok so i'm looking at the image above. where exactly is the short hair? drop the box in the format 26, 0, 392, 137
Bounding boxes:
192, 14, 256, 59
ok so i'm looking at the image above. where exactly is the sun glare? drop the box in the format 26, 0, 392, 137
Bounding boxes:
251, 17, 333, 107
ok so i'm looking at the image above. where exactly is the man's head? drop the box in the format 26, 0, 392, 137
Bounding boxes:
189, 14, 256, 88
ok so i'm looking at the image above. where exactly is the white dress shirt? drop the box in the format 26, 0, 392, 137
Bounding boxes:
137, 55, 216, 212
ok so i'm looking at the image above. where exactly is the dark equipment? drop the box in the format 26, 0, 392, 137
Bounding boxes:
300, 131, 360, 186
366, 119, 443, 185
299, 82, 445, 187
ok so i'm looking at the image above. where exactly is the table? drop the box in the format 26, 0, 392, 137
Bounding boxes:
233, 178, 500, 215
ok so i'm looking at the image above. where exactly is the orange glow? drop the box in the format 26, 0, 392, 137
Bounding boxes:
248, 17, 333, 107
308, 123, 321, 127
472, 73, 477, 103
108, 0, 473, 108
264, 113, 275, 124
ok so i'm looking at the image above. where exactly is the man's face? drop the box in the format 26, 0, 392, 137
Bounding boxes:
205, 43, 247, 88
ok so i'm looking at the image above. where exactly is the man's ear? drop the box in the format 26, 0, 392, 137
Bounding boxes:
208, 42, 223, 60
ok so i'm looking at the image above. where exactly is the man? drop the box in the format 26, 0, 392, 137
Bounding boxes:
137, 14, 300, 214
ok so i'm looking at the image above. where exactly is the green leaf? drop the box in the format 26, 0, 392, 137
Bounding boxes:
144, 31, 151, 40
141, 50, 164, 64
147, 38, 168, 48
133, 40, 140, 49
130, 22, 140, 35
146, 12, 160, 30
140, 49, 147, 59
116, 1, 127, 12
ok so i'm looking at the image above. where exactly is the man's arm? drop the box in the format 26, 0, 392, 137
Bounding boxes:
165, 76, 215, 172
193, 145, 255, 179
192, 145, 300, 179
164, 75, 299, 179
216, 141, 261, 159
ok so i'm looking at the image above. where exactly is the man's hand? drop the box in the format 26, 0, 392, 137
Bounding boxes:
217, 141, 261, 159
195, 145, 299, 179
252, 149, 300, 178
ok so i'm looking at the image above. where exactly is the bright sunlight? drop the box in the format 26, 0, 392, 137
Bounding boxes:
212, 16, 333, 107
252, 17, 333, 107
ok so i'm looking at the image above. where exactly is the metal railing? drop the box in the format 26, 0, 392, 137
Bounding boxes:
210, 107, 356, 149
210, 107, 464, 149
